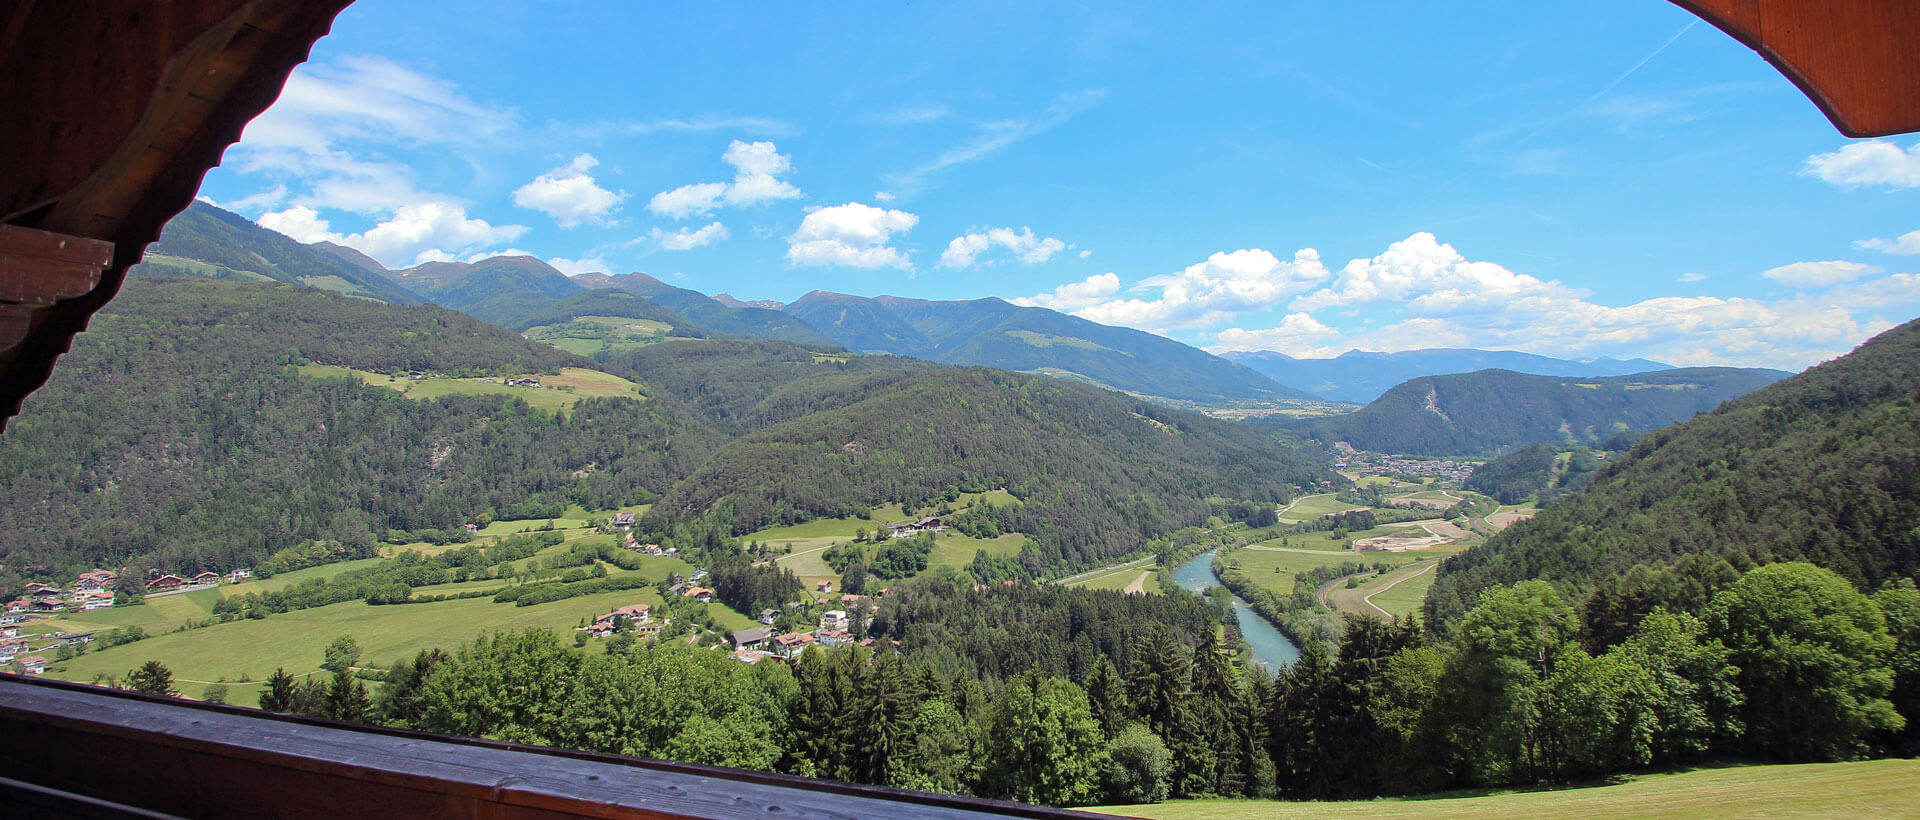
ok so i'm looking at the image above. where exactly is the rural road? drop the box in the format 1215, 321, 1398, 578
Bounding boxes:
1334, 560, 1439, 618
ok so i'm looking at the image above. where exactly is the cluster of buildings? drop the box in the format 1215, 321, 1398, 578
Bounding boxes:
142, 568, 252, 594
725, 605, 887, 664
885, 516, 945, 538
1333, 444, 1476, 483
5, 572, 121, 615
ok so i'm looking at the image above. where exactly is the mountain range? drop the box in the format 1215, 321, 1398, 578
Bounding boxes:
134, 202, 1780, 410
1222, 348, 1673, 403
1274, 366, 1789, 457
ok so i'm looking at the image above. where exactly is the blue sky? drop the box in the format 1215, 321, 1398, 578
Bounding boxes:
196, 0, 1920, 370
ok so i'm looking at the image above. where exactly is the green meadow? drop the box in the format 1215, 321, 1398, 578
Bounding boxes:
1094, 759, 1920, 820
295, 365, 640, 414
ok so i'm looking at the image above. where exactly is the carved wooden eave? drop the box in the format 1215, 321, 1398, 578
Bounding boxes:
0, 0, 355, 429
1674, 0, 1920, 138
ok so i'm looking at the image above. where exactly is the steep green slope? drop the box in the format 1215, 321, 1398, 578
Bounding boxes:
1426, 317, 1920, 625
130, 201, 422, 305
576, 272, 833, 345
0, 279, 718, 582
1293, 367, 1787, 456
647, 367, 1336, 570
395, 256, 586, 325
606, 338, 942, 437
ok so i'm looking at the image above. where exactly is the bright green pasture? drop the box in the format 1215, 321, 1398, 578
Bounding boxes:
1361, 561, 1441, 617
43, 587, 674, 699
1068, 565, 1153, 593
1224, 547, 1421, 596
1094, 759, 1920, 820
928, 533, 1025, 571
1277, 493, 1366, 521
296, 365, 639, 414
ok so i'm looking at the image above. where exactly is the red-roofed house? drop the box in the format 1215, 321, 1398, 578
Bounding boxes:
774, 632, 816, 659
147, 575, 186, 591
5, 600, 26, 614
192, 572, 220, 586
18, 655, 47, 675
75, 571, 116, 590
681, 587, 714, 603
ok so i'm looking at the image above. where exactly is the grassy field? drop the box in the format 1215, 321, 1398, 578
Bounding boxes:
1069, 565, 1153, 593
523, 316, 686, 358
1093, 759, 1920, 820
1330, 558, 1443, 618
42, 586, 679, 699
1223, 547, 1425, 596
1278, 494, 1367, 522
295, 365, 641, 414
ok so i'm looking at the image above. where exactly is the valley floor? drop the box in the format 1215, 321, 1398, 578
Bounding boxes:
1091, 759, 1920, 820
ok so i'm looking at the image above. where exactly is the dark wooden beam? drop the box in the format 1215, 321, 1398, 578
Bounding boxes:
0, 225, 113, 305
0, 676, 1120, 820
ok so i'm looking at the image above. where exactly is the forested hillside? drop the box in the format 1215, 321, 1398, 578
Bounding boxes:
130, 201, 421, 305
0, 279, 718, 583
574, 272, 834, 345
1427, 316, 1920, 626
392, 255, 587, 325
605, 338, 942, 437
502, 289, 708, 339
1290, 366, 1786, 456
644, 367, 1334, 570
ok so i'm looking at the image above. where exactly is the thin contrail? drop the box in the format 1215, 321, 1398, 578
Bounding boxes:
1590, 19, 1698, 103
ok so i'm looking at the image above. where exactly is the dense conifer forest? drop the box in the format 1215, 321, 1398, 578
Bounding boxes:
1428, 317, 1920, 626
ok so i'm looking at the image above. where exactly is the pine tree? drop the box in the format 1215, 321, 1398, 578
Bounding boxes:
325, 670, 371, 722
259, 667, 296, 712
127, 660, 175, 697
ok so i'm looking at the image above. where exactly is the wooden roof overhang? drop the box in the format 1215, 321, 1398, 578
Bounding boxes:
1675, 0, 1920, 138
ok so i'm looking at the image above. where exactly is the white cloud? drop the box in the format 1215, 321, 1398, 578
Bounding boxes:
238, 55, 515, 155
262, 201, 527, 268
550, 256, 610, 276
512, 154, 626, 228
651, 221, 730, 250
1079, 249, 1092, 259
1066, 248, 1332, 332
647, 182, 729, 220
647, 140, 802, 219
939, 227, 1068, 268
1760, 260, 1883, 289
1211, 313, 1341, 354
874, 191, 896, 202
1292, 232, 1583, 315
1678, 272, 1706, 283
1804, 140, 1920, 189
786, 202, 917, 270
1857, 229, 1920, 255
1012, 273, 1122, 311
1186, 232, 1920, 368
256, 206, 335, 244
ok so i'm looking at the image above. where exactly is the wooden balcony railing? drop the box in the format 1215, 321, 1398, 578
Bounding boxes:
0, 675, 1121, 819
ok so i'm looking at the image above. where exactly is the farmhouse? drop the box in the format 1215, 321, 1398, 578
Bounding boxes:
146, 575, 186, 591
611, 512, 635, 529
0, 640, 27, 662
30, 599, 66, 612
729, 627, 775, 651
5, 600, 27, 614
886, 517, 945, 538
18, 656, 47, 675
815, 580, 832, 593
759, 609, 779, 625
75, 570, 115, 589
227, 568, 253, 583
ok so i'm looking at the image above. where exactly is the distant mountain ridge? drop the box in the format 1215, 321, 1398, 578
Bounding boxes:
1282, 366, 1789, 456
130, 201, 422, 305
783, 291, 1316, 403
1223, 347, 1673, 403
571, 272, 833, 345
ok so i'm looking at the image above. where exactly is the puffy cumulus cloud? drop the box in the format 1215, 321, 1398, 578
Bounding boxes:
1210, 313, 1341, 355
786, 203, 917, 270
646, 182, 729, 220
1011, 273, 1122, 312
1803, 140, 1920, 189
549, 256, 610, 276
1857, 229, 1920, 255
512, 154, 626, 228
651, 222, 730, 251
647, 140, 802, 219
260, 201, 526, 269
939, 227, 1068, 268
1068, 248, 1332, 332
1760, 260, 1883, 289
1292, 232, 1584, 315
1162, 231, 1920, 370
257, 205, 336, 244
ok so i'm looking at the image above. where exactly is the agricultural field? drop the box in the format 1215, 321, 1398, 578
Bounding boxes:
1095, 759, 1920, 820
1277, 493, 1367, 522
1224, 546, 1426, 596
1328, 559, 1442, 619
295, 365, 641, 414
1067, 564, 1154, 593
522, 315, 688, 357
43, 586, 679, 700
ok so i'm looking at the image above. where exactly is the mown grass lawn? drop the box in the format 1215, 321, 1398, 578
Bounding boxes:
1278, 494, 1367, 521
1092, 759, 1920, 820
1225, 548, 1422, 596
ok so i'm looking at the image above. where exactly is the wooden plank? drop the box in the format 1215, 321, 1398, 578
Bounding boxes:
0, 225, 111, 306
0, 224, 114, 266
0, 678, 1114, 820
0, 304, 37, 349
